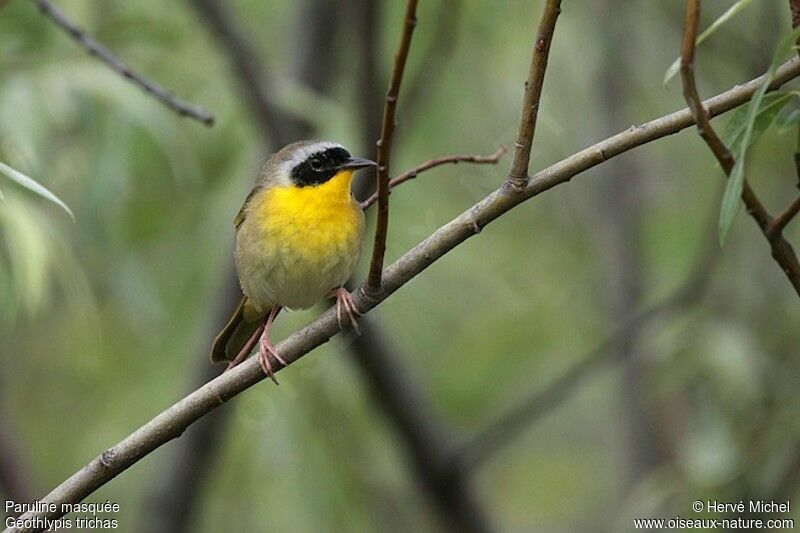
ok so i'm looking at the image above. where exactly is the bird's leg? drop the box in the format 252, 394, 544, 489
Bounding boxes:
225, 323, 265, 372
258, 306, 288, 384
328, 287, 362, 334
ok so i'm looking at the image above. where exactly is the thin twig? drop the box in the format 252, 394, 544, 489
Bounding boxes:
353, 0, 464, 203
365, 0, 419, 294
769, 195, 800, 235
33, 0, 214, 126
679, 1, 734, 173
360, 146, 507, 210
506, 0, 562, 189
680, 0, 800, 296
9, 58, 800, 532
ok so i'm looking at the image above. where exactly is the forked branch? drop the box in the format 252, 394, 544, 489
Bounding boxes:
769, 195, 800, 235
680, 0, 800, 296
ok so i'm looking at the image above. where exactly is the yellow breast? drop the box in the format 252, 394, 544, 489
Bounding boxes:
236, 169, 365, 311
258, 170, 363, 257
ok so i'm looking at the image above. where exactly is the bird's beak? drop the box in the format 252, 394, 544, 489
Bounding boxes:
340, 156, 377, 170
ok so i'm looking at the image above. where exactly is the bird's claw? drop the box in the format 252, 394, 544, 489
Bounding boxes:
329, 287, 362, 334
258, 331, 287, 385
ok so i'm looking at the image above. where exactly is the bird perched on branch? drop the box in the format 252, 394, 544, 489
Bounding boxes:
211, 140, 375, 383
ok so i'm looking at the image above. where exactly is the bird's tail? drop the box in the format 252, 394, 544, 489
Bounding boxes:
210, 296, 264, 363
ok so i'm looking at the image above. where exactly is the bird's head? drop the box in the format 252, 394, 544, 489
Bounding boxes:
268, 140, 376, 188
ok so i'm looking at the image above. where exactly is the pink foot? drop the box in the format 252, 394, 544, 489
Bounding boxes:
328, 287, 362, 334
258, 306, 287, 384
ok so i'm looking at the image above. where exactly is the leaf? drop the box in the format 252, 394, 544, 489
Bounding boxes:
719, 160, 745, 246
664, 0, 756, 85
722, 91, 793, 154
0, 161, 74, 220
717, 26, 800, 245
775, 99, 800, 133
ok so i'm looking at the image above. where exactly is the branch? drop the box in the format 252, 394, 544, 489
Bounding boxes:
680, 0, 800, 297
769, 195, 800, 235
188, 0, 312, 145
366, 0, 419, 293
9, 57, 800, 533
33, 0, 214, 126
679, 0, 734, 172
506, 0, 562, 189
360, 146, 507, 210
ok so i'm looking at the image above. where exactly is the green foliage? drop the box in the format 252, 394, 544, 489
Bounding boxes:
775, 95, 800, 133
0, 192, 90, 323
0, 161, 74, 220
718, 26, 800, 246
722, 92, 794, 156
0, 194, 49, 317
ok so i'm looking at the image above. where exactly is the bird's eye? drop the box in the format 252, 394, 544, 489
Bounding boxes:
309, 158, 323, 171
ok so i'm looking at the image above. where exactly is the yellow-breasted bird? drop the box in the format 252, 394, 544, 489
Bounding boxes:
211, 140, 376, 382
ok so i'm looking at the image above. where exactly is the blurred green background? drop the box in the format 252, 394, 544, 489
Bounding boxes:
2, 0, 800, 531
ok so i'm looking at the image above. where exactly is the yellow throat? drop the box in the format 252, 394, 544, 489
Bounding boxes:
255, 169, 363, 257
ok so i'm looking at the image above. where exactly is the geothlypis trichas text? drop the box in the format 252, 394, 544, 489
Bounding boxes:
211, 140, 376, 382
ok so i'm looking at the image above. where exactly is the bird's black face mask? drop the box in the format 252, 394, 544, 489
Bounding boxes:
291, 147, 375, 187
291, 147, 352, 187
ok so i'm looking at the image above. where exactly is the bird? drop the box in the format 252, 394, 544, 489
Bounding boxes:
211, 140, 376, 383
